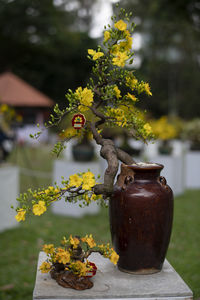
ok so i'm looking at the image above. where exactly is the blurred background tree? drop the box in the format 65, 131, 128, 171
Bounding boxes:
117, 0, 200, 119
0, 0, 97, 105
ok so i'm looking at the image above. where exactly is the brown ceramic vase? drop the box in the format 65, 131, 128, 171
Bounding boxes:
109, 163, 173, 274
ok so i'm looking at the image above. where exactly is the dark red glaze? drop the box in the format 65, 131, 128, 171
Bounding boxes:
109, 163, 173, 274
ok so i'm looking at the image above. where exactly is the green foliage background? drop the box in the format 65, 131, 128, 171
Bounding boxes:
0, 0, 96, 104
117, 0, 200, 119
0, 0, 200, 117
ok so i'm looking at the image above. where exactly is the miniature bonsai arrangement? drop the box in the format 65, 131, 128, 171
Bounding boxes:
40, 234, 118, 290
14, 5, 174, 287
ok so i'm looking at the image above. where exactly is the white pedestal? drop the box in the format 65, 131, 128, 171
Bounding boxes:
185, 151, 200, 189
33, 251, 193, 300
52, 160, 100, 217
0, 165, 19, 232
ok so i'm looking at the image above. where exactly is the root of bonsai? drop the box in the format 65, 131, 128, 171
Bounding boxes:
50, 269, 93, 290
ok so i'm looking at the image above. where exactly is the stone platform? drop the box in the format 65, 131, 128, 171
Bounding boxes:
33, 252, 193, 300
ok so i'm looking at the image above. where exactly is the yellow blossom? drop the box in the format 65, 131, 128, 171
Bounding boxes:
43, 244, 55, 254
88, 49, 104, 60
69, 173, 83, 187
0, 104, 8, 113
69, 235, 80, 249
44, 186, 54, 194
70, 261, 88, 277
91, 194, 98, 201
126, 77, 138, 89
114, 19, 127, 31
88, 49, 96, 56
104, 30, 111, 42
110, 250, 119, 265
106, 108, 127, 127
61, 128, 78, 139
75, 87, 94, 111
82, 234, 96, 248
143, 83, 152, 96
143, 123, 152, 135
112, 51, 129, 67
127, 92, 137, 102
150, 117, 177, 140
39, 261, 51, 273
110, 44, 120, 55
32, 201, 47, 216
119, 37, 133, 51
56, 249, 70, 264
82, 171, 96, 190
15, 209, 26, 222
113, 86, 121, 99
124, 29, 131, 38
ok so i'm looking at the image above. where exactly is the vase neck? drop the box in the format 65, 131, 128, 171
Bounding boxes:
133, 169, 161, 181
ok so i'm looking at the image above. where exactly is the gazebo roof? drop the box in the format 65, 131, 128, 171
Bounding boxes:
0, 72, 54, 107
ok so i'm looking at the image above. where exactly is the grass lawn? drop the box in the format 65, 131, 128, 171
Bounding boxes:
0, 145, 200, 299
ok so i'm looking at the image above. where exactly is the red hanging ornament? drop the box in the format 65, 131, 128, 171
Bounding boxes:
72, 113, 86, 129
85, 262, 97, 278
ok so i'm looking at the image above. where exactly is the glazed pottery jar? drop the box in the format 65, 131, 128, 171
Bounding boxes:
110, 162, 173, 274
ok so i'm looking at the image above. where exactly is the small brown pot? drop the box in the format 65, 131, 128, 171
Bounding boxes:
109, 163, 173, 274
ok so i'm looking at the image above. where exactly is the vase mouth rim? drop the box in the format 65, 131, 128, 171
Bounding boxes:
125, 162, 164, 170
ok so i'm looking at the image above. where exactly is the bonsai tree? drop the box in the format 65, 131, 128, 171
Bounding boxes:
14, 6, 153, 221
13, 5, 155, 289
39, 234, 119, 290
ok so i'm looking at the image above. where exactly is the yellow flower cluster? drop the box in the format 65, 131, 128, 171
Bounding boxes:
14, 171, 99, 222
143, 83, 152, 96
32, 200, 47, 216
106, 107, 127, 127
88, 49, 104, 60
114, 19, 127, 31
15, 200, 47, 222
69, 173, 83, 188
69, 171, 96, 191
39, 235, 119, 278
55, 248, 71, 264
126, 76, 138, 90
43, 244, 55, 254
126, 77, 152, 97
98, 243, 119, 265
69, 260, 90, 277
81, 234, 96, 248
143, 123, 152, 135
127, 92, 137, 102
110, 249, 119, 265
61, 127, 78, 139
39, 261, 51, 273
137, 82, 152, 96
15, 209, 26, 222
113, 86, 121, 99
110, 20, 132, 68
112, 51, 129, 68
44, 186, 60, 195
69, 235, 80, 249
150, 116, 177, 140
75, 87, 94, 112
104, 30, 111, 42
0, 104, 9, 113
